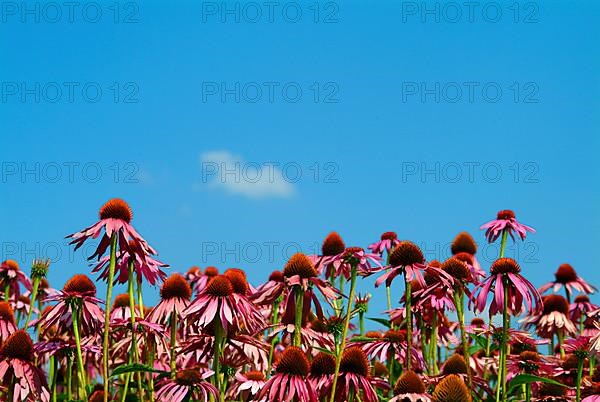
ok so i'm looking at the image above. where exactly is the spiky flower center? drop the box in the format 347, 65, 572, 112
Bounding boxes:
381, 231, 398, 241
490, 258, 521, 275
496, 210, 516, 220
269, 270, 284, 282
432, 374, 471, 402
574, 295, 590, 304
187, 266, 200, 276
373, 361, 389, 377
31, 258, 50, 278
63, 274, 96, 295
204, 266, 219, 277
394, 370, 425, 395
470, 318, 485, 327
161, 274, 192, 300
0, 330, 34, 361
340, 347, 370, 377
310, 352, 336, 376
555, 264, 577, 284
0, 302, 16, 324
365, 331, 383, 339
205, 275, 234, 297
245, 371, 265, 381
543, 295, 569, 315
389, 241, 424, 267
452, 252, 474, 266
176, 368, 204, 386
443, 354, 468, 375
519, 351, 541, 373
99, 198, 133, 222
276, 346, 310, 376
283, 253, 317, 279
2, 260, 19, 271
322, 232, 346, 256
224, 271, 249, 295
113, 294, 131, 309
442, 258, 471, 282
451, 232, 477, 255
384, 329, 406, 343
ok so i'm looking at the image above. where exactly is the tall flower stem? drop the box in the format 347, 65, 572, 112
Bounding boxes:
359, 311, 365, 336
267, 297, 282, 373
24, 276, 40, 329
71, 305, 87, 394
576, 355, 584, 402
213, 317, 225, 402
49, 355, 57, 402
557, 330, 566, 358
170, 309, 178, 379
67, 356, 73, 402
499, 276, 510, 402
454, 290, 472, 389
329, 265, 358, 402
102, 233, 118, 402
429, 313, 438, 375
386, 286, 392, 312
405, 275, 413, 371
127, 261, 144, 402
3, 283, 9, 302
293, 287, 304, 347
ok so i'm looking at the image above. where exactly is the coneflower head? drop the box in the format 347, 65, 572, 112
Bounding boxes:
432, 374, 471, 402
340, 347, 370, 377
490, 258, 521, 275
160, 274, 192, 300
389, 241, 425, 267
394, 370, 426, 395
443, 354, 468, 375
283, 253, 317, 279
205, 275, 234, 297
276, 346, 310, 377
0, 302, 16, 324
555, 264, 578, 284
451, 232, 477, 255
0, 330, 34, 361
99, 198, 132, 222
322, 232, 345, 256
63, 274, 96, 295
310, 352, 336, 376
496, 210, 516, 220
542, 295, 569, 315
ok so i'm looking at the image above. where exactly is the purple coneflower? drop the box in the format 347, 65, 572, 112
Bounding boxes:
0, 260, 32, 301
389, 370, 431, 402
0, 330, 49, 402
228, 371, 266, 401
333, 347, 386, 402
257, 346, 317, 402
0, 302, 17, 343
368, 231, 401, 256
155, 367, 218, 402
539, 264, 597, 302
480, 209, 535, 243
431, 374, 471, 402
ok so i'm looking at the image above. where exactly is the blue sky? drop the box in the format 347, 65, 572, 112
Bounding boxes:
1, 0, 599, 317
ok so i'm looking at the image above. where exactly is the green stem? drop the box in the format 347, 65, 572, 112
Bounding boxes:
430, 314, 438, 375
576, 356, 584, 402
3, 283, 9, 302
454, 290, 472, 389
359, 312, 365, 336
386, 285, 392, 312
329, 266, 358, 402
213, 317, 225, 402
102, 233, 118, 402
499, 230, 508, 258
526, 383, 531, 402
293, 288, 304, 347
127, 261, 144, 402
24, 277, 40, 329
267, 298, 281, 374
405, 275, 413, 371
500, 276, 509, 402
170, 309, 178, 378
71, 305, 87, 393
557, 330, 565, 359
67, 357, 73, 402
49, 355, 57, 402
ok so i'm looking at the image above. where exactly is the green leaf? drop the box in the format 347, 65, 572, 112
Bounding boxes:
111, 363, 168, 377
366, 317, 391, 328
507, 374, 568, 395
313, 346, 336, 356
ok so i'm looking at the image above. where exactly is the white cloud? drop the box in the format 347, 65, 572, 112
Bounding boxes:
199, 150, 295, 199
